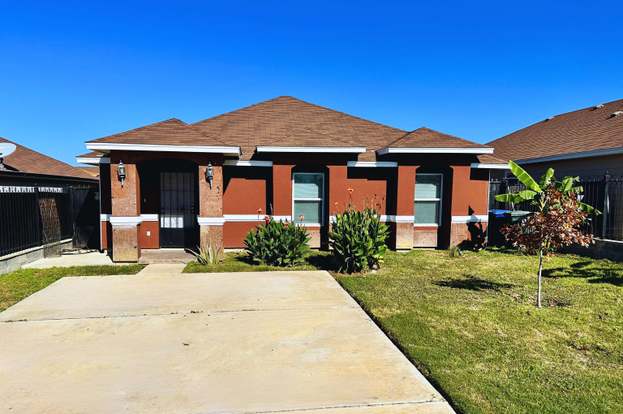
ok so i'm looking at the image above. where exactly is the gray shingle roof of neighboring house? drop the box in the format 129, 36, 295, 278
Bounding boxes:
488, 98, 623, 162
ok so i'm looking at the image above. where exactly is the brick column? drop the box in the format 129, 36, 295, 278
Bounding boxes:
198, 162, 224, 251
271, 164, 293, 219
394, 165, 417, 250
110, 159, 141, 262
450, 165, 489, 247
328, 165, 348, 217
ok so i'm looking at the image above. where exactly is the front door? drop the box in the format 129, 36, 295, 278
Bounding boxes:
159, 171, 198, 248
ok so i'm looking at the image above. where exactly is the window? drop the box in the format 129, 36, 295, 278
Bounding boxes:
293, 173, 324, 224
414, 173, 443, 225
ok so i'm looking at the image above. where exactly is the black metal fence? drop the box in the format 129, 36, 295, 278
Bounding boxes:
490, 174, 623, 241
0, 184, 99, 257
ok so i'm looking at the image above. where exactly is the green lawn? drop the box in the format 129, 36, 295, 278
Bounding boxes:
335, 250, 623, 414
183, 251, 334, 273
0, 265, 144, 311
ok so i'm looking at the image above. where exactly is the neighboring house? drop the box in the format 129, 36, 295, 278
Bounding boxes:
78, 96, 507, 262
0, 137, 99, 273
488, 98, 623, 178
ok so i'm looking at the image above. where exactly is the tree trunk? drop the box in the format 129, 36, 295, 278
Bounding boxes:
537, 249, 543, 308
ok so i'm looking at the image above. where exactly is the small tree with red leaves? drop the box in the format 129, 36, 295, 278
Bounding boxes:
496, 162, 597, 307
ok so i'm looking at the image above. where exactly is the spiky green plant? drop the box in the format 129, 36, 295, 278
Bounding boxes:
244, 219, 310, 266
329, 208, 389, 273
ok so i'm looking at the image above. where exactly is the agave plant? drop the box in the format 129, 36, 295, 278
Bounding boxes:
188, 243, 223, 265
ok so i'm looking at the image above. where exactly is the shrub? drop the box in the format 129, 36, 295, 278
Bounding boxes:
244, 219, 310, 266
188, 243, 223, 265
329, 208, 389, 273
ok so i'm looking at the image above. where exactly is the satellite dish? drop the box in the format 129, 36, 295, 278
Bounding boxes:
0, 143, 16, 157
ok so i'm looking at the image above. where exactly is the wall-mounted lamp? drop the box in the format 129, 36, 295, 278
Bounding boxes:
117, 160, 126, 187
205, 162, 213, 189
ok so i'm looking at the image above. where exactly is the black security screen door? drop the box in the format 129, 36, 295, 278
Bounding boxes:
159, 171, 198, 248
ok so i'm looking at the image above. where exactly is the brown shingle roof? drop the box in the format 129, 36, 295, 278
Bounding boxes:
0, 137, 95, 180
85, 96, 492, 162
488, 98, 623, 161
193, 96, 407, 160
87, 118, 232, 147
383, 127, 490, 149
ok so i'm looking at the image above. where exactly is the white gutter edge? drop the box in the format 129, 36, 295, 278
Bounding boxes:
347, 161, 398, 168
516, 146, 623, 165
377, 147, 494, 155
223, 160, 273, 167
86, 142, 241, 155
256, 146, 366, 153
470, 163, 510, 170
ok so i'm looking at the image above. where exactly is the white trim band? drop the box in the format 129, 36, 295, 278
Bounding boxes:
100, 214, 111, 222
140, 214, 159, 222
256, 146, 366, 154
451, 215, 489, 223
470, 162, 509, 170
109, 216, 143, 226
330, 214, 413, 223
223, 214, 267, 222
377, 147, 494, 155
86, 143, 241, 156
197, 217, 226, 226
223, 160, 273, 167
76, 156, 110, 165
347, 161, 398, 168
271, 215, 292, 222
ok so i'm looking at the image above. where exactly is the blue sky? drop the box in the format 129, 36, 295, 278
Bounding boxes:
1, 1, 621, 164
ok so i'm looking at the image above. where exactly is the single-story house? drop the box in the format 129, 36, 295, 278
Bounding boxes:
488, 98, 623, 178
78, 96, 507, 262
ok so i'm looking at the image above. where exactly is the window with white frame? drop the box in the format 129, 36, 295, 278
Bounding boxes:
293, 172, 324, 224
414, 173, 443, 225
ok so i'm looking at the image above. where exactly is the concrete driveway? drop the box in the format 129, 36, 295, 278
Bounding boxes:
0, 265, 454, 414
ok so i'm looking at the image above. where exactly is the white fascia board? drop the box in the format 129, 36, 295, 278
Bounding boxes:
516, 146, 623, 165
377, 147, 495, 155
86, 142, 241, 156
470, 163, 509, 170
451, 215, 489, 223
223, 160, 273, 167
256, 146, 366, 154
76, 156, 110, 165
347, 161, 398, 168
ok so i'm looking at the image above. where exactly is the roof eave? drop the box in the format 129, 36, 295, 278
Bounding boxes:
377, 147, 495, 155
256, 146, 366, 154
85, 143, 241, 156
470, 162, 510, 170
76, 156, 111, 165
516, 146, 623, 165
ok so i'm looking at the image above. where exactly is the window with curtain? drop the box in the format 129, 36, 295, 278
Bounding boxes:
414, 174, 443, 225
293, 173, 324, 224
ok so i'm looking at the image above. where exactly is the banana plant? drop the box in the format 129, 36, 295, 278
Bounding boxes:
495, 161, 596, 213
495, 161, 598, 308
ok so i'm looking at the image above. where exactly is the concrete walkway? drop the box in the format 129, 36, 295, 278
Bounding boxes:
22, 251, 115, 268
0, 265, 454, 414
